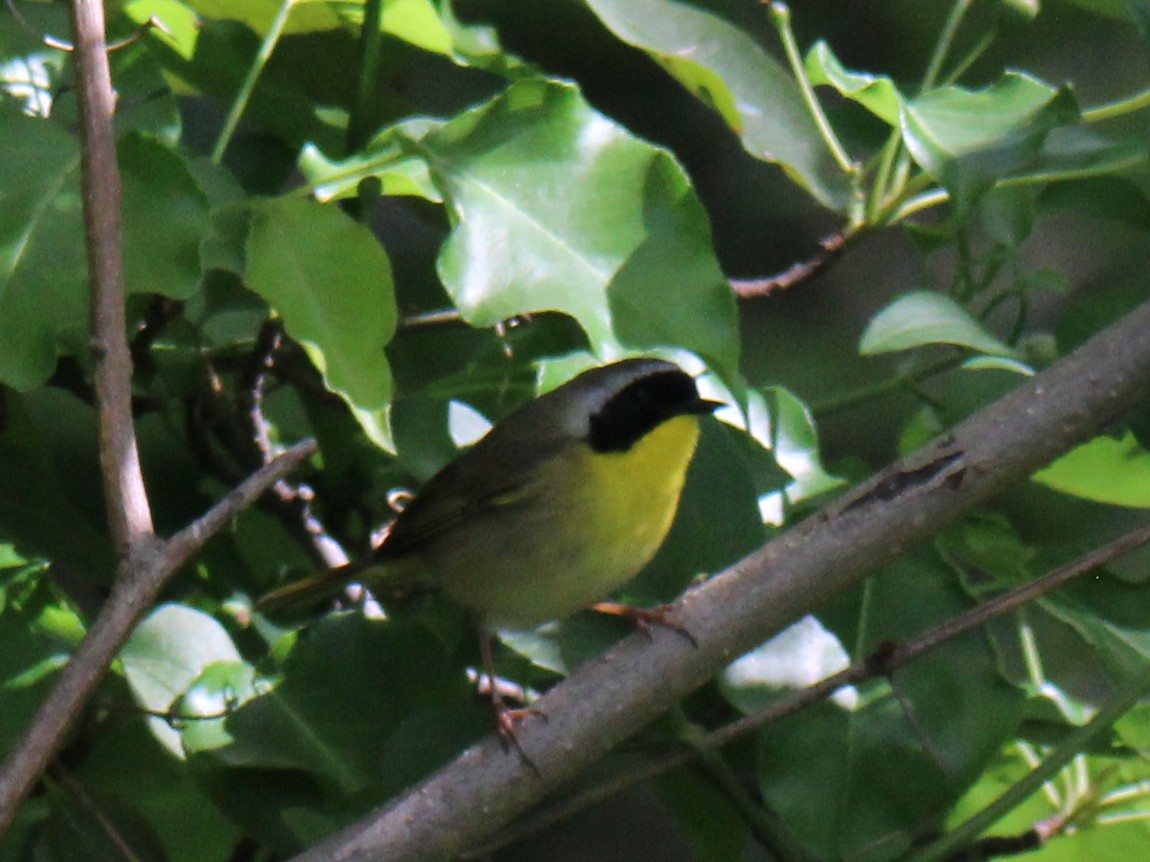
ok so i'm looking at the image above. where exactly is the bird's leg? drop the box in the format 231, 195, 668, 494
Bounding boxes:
590, 601, 698, 647
477, 628, 544, 769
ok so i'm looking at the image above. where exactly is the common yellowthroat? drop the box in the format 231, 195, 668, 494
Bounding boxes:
259, 358, 719, 630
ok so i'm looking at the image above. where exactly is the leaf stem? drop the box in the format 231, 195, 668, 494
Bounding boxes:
347, 0, 383, 154
887, 148, 1150, 223
1082, 86, 1150, 123
812, 356, 963, 418
921, 0, 972, 92
211, 0, 294, 164
940, 24, 997, 86
867, 130, 904, 224
766, 2, 855, 176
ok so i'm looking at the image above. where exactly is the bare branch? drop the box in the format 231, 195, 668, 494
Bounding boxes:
71, 0, 153, 551
292, 299, 1150, 862
729, 231, 850, 298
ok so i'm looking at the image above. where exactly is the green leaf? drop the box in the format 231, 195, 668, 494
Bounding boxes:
178, 0, 341, 36
658, 766, 751, 862
805, 40, 902, 125
860, 291, 1018, 357
0, 390, 115, 576
124, 0, 201, 61
1026, 125, 1149, 185
959, 355, 1034, 375
424, 78, 740, 378
176, 661, 260, 753
340, 0, 455, 57
298, 118, 444, 203
0, 102, 85, 390
905, 73, 1067, 162
1057, 0, 1141, 19
1032, 431, 1150, 507
189, 615, 472, 802
76, 718, 241, 862
1001, 0, 1040, 19
937, 512, 1034, 587
584, 0, 851, 210
120, 603, 244, 757
0, 114, 209, 390
0, 567, 85, 759
120, 132, 211, 301
748, 552, 1024, 859
246, 196, 398, 442
902, 73, 1080, 218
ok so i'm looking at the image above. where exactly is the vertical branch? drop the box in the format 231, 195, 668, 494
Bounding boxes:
0, 0, 318, 840
71, 0, 153, 549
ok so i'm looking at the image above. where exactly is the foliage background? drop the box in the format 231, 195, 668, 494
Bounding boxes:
2, 0, 1150, 859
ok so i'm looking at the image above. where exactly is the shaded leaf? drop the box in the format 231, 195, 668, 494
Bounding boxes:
120, 604, 244, 756
1038, 175, 1150, 229
902, 73, 1080, 218
0, 114, 208, 390
749, 552, 1024, 860
246, 196, 398, 446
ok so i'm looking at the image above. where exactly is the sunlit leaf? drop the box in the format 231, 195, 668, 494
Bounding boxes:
1033, 432, 1150, 507
805, 40, 902, 125
121, 604, 244, 757
424, 78, 740, 378
583, 0, 852, 210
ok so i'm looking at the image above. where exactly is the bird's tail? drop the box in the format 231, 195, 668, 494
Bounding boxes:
255, 565, 359, 623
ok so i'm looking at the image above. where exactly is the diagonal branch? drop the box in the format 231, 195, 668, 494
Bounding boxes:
0, 439, 317, 836
293, 299, 1150, 862
465, 518, 1150, 858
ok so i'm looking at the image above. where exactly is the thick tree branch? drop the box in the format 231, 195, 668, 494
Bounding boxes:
294, 300, 1150, 862
465, 518, 1150, 858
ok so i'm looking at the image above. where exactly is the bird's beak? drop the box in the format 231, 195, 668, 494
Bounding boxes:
689, 398, 724, 415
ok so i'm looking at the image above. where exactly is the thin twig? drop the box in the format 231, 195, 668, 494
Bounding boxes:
729, 231, 850, 298
3, 0, 171, 54
49, 762, 143, 862
910, 663, 1150, 861
236, 321, 349, 569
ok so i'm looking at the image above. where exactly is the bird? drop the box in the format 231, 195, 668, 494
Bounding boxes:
258, 357, 720, 632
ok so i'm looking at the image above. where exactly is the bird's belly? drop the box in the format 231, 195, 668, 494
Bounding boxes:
427, 417, 699, 629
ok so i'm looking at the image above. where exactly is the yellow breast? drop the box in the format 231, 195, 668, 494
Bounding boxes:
430, 414, 703, 629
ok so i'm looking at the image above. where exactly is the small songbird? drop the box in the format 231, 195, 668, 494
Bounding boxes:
258, 357, 719, 631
